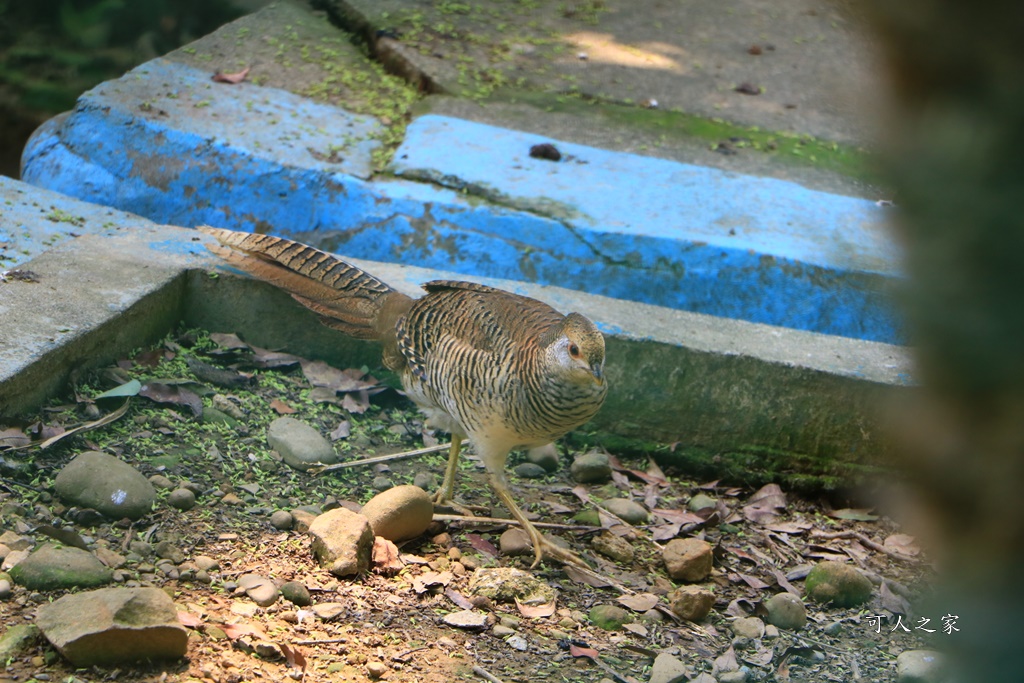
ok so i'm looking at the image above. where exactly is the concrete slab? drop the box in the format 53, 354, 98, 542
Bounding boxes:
20, 43, 901, 342
321, 0, 884, 146
0, 178, 910, 490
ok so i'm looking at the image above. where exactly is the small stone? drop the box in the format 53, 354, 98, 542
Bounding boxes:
525, 443, 560, 472
687, 493, 716, 512
589, 604, 632, 630
719, 670, 749, 683
570, 451, 612, 483
308, 508, 374, 577
270, 510, 294, 530
371, 475, 394, 491
602, 498, 649, 524
280, 581, 312, 607
804, 561, 873, 607
732, 616, 765, 639
166, 488, 196, 511
194, 556, 220, 572
649, 652, 689, 683
154, 540, 185, 564
638, 608, 664, 624
663, 538, 714, 582
823, 620, 843, 636
148, 474, 175, 490
764, 593, 807, 630
54, 451, 156, 520
8, 545, 112, 590
267, 417, 338, 471
442, 609, 489, 631
291, 509, 318, 532
513, 462, 548, 479
468, 567, 557, 605
896, 649, 945, 683
360, 485, 434, 542
668, 585, 715, 622
499, 528, 533, 557
492, 624, 516, 637
366, 661, 388, 679
412, 471, 437, 491
0, 578, 11, 600
590, 531, 635, 563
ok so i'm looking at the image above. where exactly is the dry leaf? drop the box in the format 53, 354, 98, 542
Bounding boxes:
742, 483, 787, 524
884, 533, 920, 556
330, 420, 351, 441
269, 398, 296, 415
210, 332, 249, 350
139, 383, 203, 417
616, 593, 659, 612
0, 427, 30, 449
569, 643, 599, 659
466, 534, 498, 557
563, 565, 613, 588
177, 612, 204, 628
515, 597, 556, 618
212, 66, 251, 84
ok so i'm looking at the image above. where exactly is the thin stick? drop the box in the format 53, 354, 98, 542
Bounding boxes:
810, 529, 919, 563
433, 513, 597, 531
472, 665, 506, 683
310, 442, 452, 474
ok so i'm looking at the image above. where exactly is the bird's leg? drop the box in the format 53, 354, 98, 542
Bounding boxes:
431, 434, 485, 515
432, 433, 462, 505
488, 471, 588, 569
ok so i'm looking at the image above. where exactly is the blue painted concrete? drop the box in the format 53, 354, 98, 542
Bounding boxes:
20, 58, 903, 343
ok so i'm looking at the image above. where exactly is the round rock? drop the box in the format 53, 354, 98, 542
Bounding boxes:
764, 592, 807, 630
668, 585, 715, 622
54, 451, 156, 520
360, 485, 434, 542
166, 488, 196, 511
269, 510, 294, 530
663, 537, 714, 582
266, 417, 338, 471
804, 561, 873, 607
603, 498, 649, 524
570, 451, 612, 483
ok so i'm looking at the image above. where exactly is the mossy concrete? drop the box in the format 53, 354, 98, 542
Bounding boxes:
0, 183, 912, 490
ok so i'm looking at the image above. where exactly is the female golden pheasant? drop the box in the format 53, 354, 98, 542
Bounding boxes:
199, 227, 607, 567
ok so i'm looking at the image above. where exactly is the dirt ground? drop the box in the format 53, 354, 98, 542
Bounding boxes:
0, 330, 940, 683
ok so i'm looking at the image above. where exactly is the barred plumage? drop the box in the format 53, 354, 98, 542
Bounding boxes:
200, 227, 607, 567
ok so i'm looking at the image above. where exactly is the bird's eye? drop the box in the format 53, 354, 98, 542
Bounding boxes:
569, 343, 580, 358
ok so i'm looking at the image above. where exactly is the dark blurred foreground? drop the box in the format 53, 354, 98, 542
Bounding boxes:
866, 1, 1024, 680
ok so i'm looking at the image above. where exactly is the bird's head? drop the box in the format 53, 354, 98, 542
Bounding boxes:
545, 312, 607, 388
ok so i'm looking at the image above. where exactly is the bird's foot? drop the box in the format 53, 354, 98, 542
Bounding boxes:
431, 490, 488, 516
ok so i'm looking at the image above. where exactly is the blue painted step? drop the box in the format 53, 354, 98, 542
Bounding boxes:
21, 58, 902, 343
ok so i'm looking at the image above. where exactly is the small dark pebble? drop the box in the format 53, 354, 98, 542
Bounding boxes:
529, 143, 562, 161
735, 82, 762, 96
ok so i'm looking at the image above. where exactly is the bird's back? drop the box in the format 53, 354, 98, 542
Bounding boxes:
396, 281, 605, 448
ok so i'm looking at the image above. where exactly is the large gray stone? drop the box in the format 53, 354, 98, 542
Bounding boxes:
267, 417, 338, 471
35, 586, 187, 666
8, 544, 113, 590
54, 451, 156, 520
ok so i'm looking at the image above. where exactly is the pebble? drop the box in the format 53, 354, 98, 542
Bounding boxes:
668, 585, 715, 622
148, 474, 175, 490
499, 528, 533, 557
512, 463, 548, 479
280, 581, 312, 607
269, 510, 294, 530
166, 488, 196, 511
589, 604, 631, 630
570, 451, 612, 483
442, 609, 489, 631
602, 498, 649, 524
366, 661, 388, 679
0, 578, 11, 599
266, 417, 338, 471
590, 531, 635, 563
896, 649, 944, 683
732, 616, 765, 639
662, 537, 714, 582
371, 475, 395, 491
649, 652, 690, 683
805, 561, 873, 607
687, 493, 716, 512
412, 471, 437, 490
764, 593, 807, 630
525, 443, 560, 472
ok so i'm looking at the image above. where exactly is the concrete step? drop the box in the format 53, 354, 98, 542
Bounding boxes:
0, 176, 909, 491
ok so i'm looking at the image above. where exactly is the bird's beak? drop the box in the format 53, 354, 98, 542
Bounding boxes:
591, 364, 605, 385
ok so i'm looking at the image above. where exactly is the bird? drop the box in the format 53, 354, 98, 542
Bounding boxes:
199, 226, 608, 568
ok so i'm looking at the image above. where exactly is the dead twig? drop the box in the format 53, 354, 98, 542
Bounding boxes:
433, 513, 597, 531
810, 530, 918, 563
309, 443, 453, 474
472, 664, 506, 683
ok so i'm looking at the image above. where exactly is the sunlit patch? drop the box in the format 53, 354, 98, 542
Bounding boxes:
564, 32, 688, 72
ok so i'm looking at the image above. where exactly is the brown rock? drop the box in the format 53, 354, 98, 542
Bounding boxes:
663, 537, 714, 582
308, 508, 374, 577
359, 485, 433, 542
668, 585, 715, 622
34, 587, 187, 666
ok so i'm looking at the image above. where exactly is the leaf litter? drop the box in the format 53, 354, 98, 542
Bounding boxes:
0, 329, 943, 683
